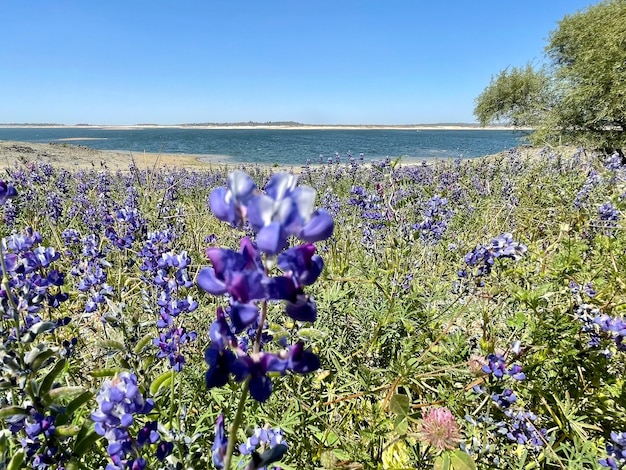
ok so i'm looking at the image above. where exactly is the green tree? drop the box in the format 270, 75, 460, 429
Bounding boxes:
474, 65, 551, 129
475, 0, 626, 152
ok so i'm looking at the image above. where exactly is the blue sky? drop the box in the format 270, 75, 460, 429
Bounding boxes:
0, 1, 600, 125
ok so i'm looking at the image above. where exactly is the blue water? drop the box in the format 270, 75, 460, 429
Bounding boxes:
0, 127, 526, 165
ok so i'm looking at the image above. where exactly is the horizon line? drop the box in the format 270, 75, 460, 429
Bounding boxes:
0, 121, 514, 129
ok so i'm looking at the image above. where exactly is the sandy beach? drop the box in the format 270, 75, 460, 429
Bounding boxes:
0, 140, 222, 171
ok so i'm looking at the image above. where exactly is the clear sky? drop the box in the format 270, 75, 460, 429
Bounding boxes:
0, 1, 600, 125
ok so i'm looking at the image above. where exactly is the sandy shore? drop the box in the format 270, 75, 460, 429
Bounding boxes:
0, 140, 225, 171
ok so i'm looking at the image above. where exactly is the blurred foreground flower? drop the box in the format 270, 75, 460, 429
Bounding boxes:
202, 170, 334, 469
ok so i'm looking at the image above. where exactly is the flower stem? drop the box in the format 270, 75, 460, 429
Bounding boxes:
223, 378, 250, 470
253, 300, 268, 355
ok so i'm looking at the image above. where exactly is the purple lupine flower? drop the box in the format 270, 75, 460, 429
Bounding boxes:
90, 372, 155, 469
239, 425, 287, 456
491, 388, 517, 409
605, 153, 624, 171
197, 237, 265, 300
459, 233, 526, 284
0, 180, 17, 204
212, 414, 228, 469
239, 425, 289, 470
481, 353, 525, 381
244, 172, 334, 253
413, 194, 453, 244
600, 431, 626, 468
209, 170, 257, 227
500, 409, 547, 448
267, 342, 321, 375
276, 244, 324, 287
574, 170, 602, 209
230, 354, 277, 402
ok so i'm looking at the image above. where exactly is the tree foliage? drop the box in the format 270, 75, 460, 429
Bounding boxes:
474, 65, 551, 128
475, 0, 626, 151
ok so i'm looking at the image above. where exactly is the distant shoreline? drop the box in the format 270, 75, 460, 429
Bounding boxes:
0, 124, 528, 131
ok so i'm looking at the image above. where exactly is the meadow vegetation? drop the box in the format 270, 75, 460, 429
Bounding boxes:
0, 147, 625, 469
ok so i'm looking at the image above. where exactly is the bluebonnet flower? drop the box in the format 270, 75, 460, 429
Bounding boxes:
0, 180, 17, 204
600, 431, 626, 468
245, 172, 334, 254
498, 409, 547, 448
594, 314, 626, 352
45, 192, 63, 223
201, 169, 330, 470
348, 185, 386, 247
458, 233, 527, 284
413, 195, 453, 244
209, 170, 258, 227
574, 303, 626, 353
605, 153, 624, 171
481, 353, 525, 380
491, 388, 518, 409
138, 231, 198, 371
90, 372, 156, 470
239, 425, 289, 470
569, 281, 596, 298
597, 202, 620, 236
574, 170, 602, 209
470, 351, 548, 450
0, 229, 69, 335
10, 409, 72, 468
212, 414, 228, 469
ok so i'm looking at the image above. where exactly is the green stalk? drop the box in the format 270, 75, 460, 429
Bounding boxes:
224, 299, 267, 469
223, 378, 251, 470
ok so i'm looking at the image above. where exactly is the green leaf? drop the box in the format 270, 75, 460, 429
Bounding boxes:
450, 449, 476, 470
55, 391, 93, 426
30, 348, 56, 372
90, 368, 124, 378
7, 449, 25, 470
47, 386, 86, 401
393, 414, 408, 435
40, 358, 67, 397
98, 340, 125, 351
65, 391, 94, 416
389, 393, 410, 415
133, 334, 154, 354
434, 453, 451, 470
55, 424, 82, 437
506, 312, 527, 329
73, 429, 100, 457
28, 321, 57, 336
150, 370, 174, 395
0, 406, 29, 419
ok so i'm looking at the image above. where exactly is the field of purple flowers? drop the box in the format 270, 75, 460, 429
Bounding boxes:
0, 147, 625, 469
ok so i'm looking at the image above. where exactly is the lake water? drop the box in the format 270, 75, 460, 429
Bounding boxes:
0, 127, 526, 165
